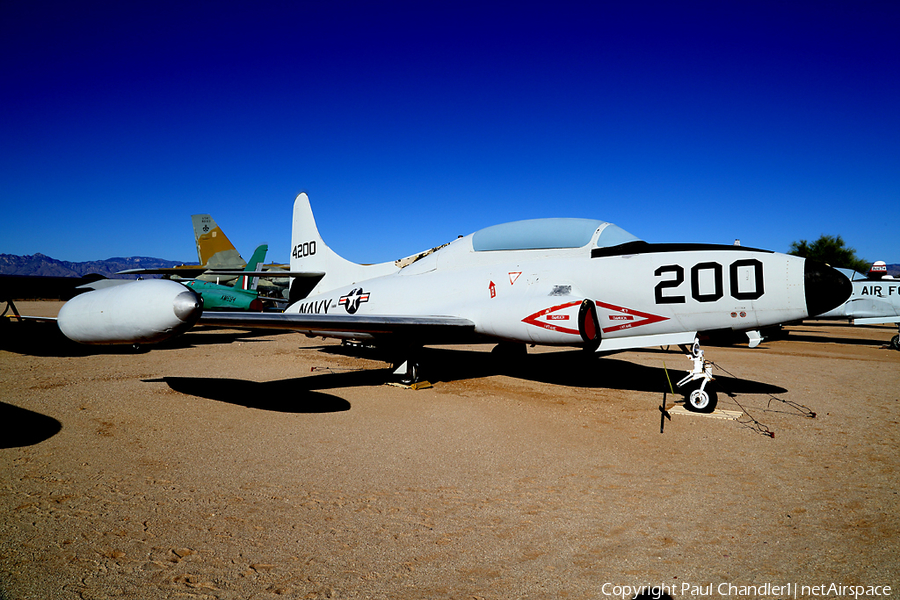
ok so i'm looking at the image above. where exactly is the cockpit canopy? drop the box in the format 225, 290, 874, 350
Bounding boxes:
472, 218, 641, 252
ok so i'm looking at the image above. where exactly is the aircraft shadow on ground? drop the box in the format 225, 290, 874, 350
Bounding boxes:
266, 344, 787, 398
152, 346, 786, 410
0, 402, 63, 448
0, 321, 95, 357
415, 347, 788, 396
779, 331, 895, 347
144, 368, 394, 413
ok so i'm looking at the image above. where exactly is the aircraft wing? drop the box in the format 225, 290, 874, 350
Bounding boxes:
2, 313, 57, 323
203, 270, 325, 278
118, 267, 208, 276
199, 311, 478, 344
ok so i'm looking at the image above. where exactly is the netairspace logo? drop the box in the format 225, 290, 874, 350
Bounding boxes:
600, 582, 893, 599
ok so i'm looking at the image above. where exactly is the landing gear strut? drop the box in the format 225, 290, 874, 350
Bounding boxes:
676, 339, 718, 413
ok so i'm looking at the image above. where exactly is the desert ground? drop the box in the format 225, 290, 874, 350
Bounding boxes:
1, 301, 898, 600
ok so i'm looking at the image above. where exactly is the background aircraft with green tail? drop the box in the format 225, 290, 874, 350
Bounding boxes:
183, 244, 273, 311
117, 214, 291, 296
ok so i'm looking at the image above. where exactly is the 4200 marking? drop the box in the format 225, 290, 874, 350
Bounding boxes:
292, 241, 317, 259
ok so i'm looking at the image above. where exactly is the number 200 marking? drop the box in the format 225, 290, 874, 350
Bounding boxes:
654, 259, 764, 304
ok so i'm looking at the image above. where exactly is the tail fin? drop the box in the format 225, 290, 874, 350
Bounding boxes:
289, 192, 398, 301
191, 214, 246, 269
233, 244, 268, 291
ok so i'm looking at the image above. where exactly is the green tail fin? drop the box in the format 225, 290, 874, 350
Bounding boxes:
234, 244, 268, 291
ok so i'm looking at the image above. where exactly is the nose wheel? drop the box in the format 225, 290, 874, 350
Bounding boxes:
685, 385, 718, 412
676, 339, 718, 413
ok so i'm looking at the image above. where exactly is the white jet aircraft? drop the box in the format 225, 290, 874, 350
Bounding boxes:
57, 192, 852, 413
814, 263, 900, 350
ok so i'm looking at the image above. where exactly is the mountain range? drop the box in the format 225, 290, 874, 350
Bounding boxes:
0, 253, 196, 279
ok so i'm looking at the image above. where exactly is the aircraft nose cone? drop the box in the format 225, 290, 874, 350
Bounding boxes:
804, 259, 852, 317
173, 289, 203, 325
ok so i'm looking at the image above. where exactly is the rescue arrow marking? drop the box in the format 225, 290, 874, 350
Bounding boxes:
522, 301, 581, 335
594, 300, 668, 333
522, 300, 668, 335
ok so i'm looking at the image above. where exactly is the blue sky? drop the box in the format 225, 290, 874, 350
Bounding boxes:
2, 1, 898, 265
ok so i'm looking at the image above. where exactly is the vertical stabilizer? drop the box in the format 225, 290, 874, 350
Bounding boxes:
234, 244, 268, 291
290, 192, 398, 300
192, 214, 246, 269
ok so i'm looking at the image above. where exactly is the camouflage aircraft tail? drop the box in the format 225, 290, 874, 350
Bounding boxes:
192, 214, 246, 269
289, 192, 398, 301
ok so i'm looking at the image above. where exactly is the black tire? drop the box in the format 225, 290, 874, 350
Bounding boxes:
682, 381, 718, 413
891, 334, 900, 351
398, 361, 419, 385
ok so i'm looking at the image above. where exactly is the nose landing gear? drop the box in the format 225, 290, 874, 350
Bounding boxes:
676, 340, 718, 413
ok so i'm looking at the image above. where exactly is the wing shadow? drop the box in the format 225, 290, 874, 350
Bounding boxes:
0, 402, 63, 448
777, 331, 895, 347
144, 368, 394, 413
0, 321, 100, 357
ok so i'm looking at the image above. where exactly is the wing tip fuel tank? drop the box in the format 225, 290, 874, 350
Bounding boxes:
58, 280, 202, 345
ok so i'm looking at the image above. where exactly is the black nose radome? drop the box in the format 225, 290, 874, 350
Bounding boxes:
804, 259, 852, 317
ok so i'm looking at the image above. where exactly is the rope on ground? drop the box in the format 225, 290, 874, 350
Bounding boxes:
709, 360, 816, 419
707, 359, 817, 438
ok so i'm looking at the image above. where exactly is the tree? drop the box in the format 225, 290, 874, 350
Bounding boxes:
788, 235, 870, 274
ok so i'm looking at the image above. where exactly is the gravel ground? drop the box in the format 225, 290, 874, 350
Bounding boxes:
2, 301, 898, 599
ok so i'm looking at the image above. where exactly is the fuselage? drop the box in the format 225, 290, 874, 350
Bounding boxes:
286, 220, 848, 348
184, 279, 261, 311
816, 275, 900, 322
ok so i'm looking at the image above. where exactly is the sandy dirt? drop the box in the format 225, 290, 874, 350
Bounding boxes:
1, 301, 899, 599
